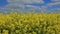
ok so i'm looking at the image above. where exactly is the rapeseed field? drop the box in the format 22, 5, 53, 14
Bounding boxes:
0, 12, 60, 34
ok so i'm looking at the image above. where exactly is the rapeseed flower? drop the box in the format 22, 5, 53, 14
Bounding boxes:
0, 12, 60, 34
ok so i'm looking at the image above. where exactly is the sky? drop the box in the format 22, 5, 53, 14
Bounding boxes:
0, 0, 8, 7
0, 0, 60, 13
0, 0, 51, 7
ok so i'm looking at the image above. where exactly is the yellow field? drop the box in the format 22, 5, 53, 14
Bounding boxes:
0, 12, 60, 34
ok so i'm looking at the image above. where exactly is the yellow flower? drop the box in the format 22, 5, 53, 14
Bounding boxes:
15, 30, 20, 33
0, 12, 59, 34
3, 30, 8, 34
32, 31, 36, 34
